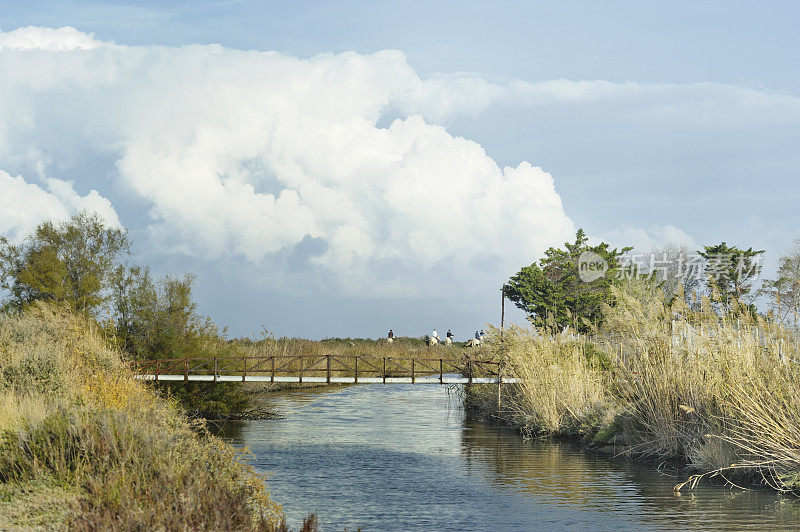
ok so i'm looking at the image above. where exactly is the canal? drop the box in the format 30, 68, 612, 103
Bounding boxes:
217, 383, 800, 531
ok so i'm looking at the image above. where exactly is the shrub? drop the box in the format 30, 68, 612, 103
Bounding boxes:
0, 305, 283, 528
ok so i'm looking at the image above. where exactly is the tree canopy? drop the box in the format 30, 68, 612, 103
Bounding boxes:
504, 229, 631, 333
0, 212, 129, 315
698, 242, 764, 308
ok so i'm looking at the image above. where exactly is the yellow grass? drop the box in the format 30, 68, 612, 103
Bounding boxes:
473, 279, 800, 491
0, 304, 284, 529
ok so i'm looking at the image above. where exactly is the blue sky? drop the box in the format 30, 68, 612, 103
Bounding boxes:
0, 2, 798, 338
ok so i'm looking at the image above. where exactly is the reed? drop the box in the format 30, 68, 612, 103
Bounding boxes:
469, 325, 611, 438
474, 278, 800, 492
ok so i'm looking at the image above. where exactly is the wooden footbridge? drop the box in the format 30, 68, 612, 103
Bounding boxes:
131, 355, 517, 384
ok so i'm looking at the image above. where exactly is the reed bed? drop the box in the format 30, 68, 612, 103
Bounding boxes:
471, 280, 800, 492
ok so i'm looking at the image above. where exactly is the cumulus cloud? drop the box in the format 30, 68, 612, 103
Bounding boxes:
6, 27, 795, 295
0, 27, 575, 293
0, 170, 121, 243
0, 26, 103, 51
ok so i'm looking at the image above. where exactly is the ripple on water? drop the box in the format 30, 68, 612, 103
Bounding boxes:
216, 384, 800, 531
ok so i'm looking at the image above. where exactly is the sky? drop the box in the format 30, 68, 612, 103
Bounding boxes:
0, 1, 798, 338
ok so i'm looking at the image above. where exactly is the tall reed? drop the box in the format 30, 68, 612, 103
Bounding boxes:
476, 279, 800, 491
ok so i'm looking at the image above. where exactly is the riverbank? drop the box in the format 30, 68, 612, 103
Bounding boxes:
0, 305, 285, 529
466, 281, 800, 493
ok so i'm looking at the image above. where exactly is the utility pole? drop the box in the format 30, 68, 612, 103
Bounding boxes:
500, 285, 505, 342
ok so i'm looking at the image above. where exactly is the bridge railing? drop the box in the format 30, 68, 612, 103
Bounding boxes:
130, 355, 506, 384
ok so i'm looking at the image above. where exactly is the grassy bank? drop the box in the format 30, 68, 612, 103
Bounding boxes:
0, 304, 286, 529
467, 280, 800, 492
229, 334, 468, 359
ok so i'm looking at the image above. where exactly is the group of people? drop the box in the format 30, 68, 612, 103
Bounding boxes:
386, 329, 485, 346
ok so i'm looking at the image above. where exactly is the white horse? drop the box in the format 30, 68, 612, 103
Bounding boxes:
465, 338, 481, 347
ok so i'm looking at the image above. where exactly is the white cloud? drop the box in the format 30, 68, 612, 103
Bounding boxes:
0, 26, 103, 51
6, 27, 795, 295
406, 77, 800, 129
600, 225, 698, 254
0, 27, 575, 293
0, 170, 121, 243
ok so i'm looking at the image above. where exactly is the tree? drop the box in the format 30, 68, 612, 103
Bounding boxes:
762, 237, 800, 326
1, 212, 247, 416
698, 242, 764, 309
112, 267, 219, 360
111, 266, 246, 416
648, 242, 702, 306
0, 212, 129, 315
505, 229, 632, 333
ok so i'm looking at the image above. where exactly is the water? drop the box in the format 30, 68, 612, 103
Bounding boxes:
217, 384, 800, 531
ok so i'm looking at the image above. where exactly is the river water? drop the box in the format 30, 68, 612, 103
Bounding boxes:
217, 383, 800, 531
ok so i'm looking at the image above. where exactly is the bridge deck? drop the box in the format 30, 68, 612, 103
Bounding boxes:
131, 355, 515, 385
134, 374, 517, 384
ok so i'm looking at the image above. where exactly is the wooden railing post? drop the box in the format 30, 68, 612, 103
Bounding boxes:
299, 356, 303, 384
242, 357, 247, 382
326, 355, 331, 384
354, 356, 358, 384
439, 359, 443, 384
382, 357, 386, 384
184, 359, 188, 382
155, 359, 160, 382
468, 360, 473, 385
411, 359, 415, 384
271, 356, 275, 383
498, 362, 504, 419
214, 357, 218, 382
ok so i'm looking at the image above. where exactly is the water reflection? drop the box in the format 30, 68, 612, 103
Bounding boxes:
459, 420, 800, 530
217, 384, 800, 531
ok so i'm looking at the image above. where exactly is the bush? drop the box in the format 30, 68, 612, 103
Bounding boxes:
0, 305, 283, 528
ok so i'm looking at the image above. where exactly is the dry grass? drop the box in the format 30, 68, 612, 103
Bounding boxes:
472, 325, 611, 438
474, 279, 800, 492
0, 304, 285, 529
230, 334, 469, 360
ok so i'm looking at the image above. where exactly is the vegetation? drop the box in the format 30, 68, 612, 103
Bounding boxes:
698, 242, 764, 310
468, 275, 800, 492
466, 235, 800, 492
0, 212, 129, 316
233, 333, 461, 360
504, 229, 631, 333
0, 304, 286, 529
762, 237, 800, 326
0, 213, 460, 418
0, 213, 256, 416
